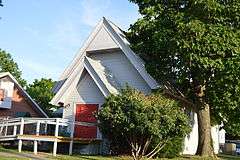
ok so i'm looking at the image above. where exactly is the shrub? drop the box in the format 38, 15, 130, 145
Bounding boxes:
156, 136, 184, 158
97, 87, 190, 160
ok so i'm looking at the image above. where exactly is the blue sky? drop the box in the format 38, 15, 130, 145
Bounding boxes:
0, 0, 140, 83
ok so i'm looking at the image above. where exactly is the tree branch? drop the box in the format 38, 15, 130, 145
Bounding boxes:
145, 139, 168, 158
142, 136, 152, 156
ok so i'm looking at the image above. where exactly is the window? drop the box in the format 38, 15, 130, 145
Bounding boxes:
0, 89, 5, 101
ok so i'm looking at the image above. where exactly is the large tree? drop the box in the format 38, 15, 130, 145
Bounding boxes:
26, 78, 56, 116
128, 0, 240, 156
0, 49, 26, 86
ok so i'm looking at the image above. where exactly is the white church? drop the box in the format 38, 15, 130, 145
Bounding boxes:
51, 17, 225, 155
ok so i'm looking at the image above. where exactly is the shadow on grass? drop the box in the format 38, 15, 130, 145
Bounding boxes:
1, 145, 240, 160
0, 146, 50, 160
52, 154, 131, 160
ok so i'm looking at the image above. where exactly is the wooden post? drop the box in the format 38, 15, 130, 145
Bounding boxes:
34, 121, 40, 155
18, 118, 24, 153
44, 121, 48, 135
13, 125, 17, 136
4, 118, 8, 136
69, 121, 75, 155
36, 121, 40, 136
53, 140, 58, 157
19, 118, 24, 135
69, 140, 73, 155
53, 118, 59, 156
18, 139, 22, 153
4, 122, 8, 136
34, 140, 38, 155
54, 118, 59, 137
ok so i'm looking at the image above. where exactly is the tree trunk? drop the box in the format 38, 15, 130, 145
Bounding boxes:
196, 96, 214, 156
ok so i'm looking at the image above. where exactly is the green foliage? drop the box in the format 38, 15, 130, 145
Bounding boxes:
128, 0, 240, 136
157, 137, 184, 158
98, 87, 190, 159
26, 78, 55, 116
0, 49, 26, 86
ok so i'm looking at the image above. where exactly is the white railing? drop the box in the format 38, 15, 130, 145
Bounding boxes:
0, 117, 99, 156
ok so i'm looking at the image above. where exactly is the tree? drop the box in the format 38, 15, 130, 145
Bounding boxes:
0, 49, 26, 86
128, 0, 240, 156
0, 0, 3, 20
98, 87, 190, 160
26, 78, 56, 116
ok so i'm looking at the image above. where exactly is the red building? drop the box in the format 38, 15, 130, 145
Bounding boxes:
0, 72, 48, 119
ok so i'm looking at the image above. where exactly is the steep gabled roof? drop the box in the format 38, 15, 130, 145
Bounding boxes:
0, 72, 48, 118
51, 56, 116, 105
51, 17, 159, 105
104, 18, 159, 89
59, 18, 106, 82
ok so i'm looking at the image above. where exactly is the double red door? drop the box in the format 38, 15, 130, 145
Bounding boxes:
74, 104, 98, 139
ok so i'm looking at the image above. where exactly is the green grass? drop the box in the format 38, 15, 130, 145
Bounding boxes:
51, 155, 131, 160
48, 154, 240, 160
0, 158, 27, 160
218, 154, 240, 160
0, 146, 240, 160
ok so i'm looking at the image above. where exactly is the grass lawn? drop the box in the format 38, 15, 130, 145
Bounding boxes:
0, 146, 240, 160
50, 154, 240, 160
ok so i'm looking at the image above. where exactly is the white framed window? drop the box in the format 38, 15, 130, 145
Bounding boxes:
0, 80, 14, 109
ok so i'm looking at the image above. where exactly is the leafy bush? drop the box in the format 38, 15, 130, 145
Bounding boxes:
97, 87, 190, 160
157, 137, 184, 158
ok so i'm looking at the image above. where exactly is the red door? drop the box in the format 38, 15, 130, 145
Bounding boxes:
74, 104, 98, 139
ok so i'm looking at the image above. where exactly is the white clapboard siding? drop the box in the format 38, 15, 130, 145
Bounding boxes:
63, 71, 105, 121
67, 71, 105, 104
183, 112, 198, 155
86, 25, 118, 51
90, 51, 152, 94
211, 126, 220, 154
62, 103, 74, 124
183, 112, 223, 155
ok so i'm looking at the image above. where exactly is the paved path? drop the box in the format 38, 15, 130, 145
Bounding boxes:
0, 151, 53, 160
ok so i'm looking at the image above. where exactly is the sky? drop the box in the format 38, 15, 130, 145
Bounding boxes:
0, 0, 140, 83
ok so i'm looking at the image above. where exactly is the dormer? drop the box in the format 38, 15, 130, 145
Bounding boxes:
0, 78, 14, 109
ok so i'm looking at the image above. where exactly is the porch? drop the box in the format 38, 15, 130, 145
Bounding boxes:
0, 118, 101, 156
